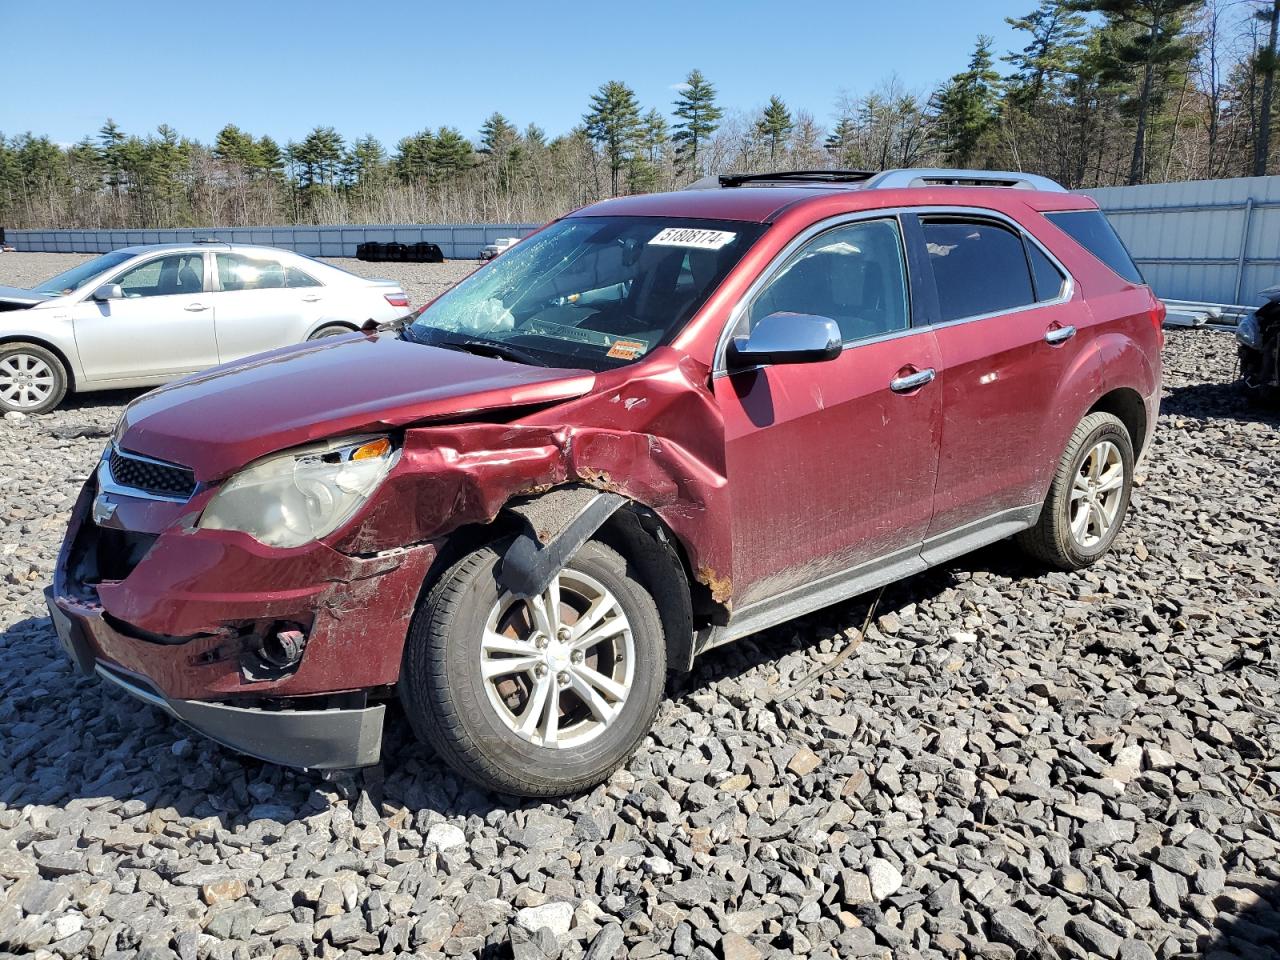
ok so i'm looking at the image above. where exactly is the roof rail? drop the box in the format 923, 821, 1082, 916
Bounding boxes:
864, 168, 1067, 192
718, 169, 877, 187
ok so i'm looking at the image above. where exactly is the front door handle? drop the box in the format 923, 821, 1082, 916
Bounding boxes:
184, 303, 208, 312
890, 367, 936, 393
1045, 324, 1076, 344
301, 294, 322, 303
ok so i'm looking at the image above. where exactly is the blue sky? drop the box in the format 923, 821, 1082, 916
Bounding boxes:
2, 1, 1030, 148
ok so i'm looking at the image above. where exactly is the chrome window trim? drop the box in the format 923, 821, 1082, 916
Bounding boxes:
98, 445, 198, 504
713, 205, 1076, 377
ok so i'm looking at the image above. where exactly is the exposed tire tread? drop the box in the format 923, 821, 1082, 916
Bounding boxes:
401, 540, 665, 798
1016, 411, 1133, 571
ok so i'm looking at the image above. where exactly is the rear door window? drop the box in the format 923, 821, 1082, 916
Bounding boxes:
921, 218, 1035, 322
217, 254, 292, 291
1045, 210, 1144, 284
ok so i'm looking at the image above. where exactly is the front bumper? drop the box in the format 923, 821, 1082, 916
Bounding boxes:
47, 471, 438, 769
46, 586, 384, 769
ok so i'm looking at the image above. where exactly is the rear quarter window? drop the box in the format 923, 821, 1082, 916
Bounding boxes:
1045, 210, 1144, 285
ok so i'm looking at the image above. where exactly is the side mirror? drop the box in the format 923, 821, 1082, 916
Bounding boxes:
726, 312, 842, 369
92, 283, 123, 302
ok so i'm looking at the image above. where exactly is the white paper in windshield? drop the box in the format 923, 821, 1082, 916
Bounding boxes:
648, 227, 736, 250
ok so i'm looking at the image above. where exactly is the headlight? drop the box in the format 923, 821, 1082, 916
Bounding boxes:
1237, 313, 1263, 350
199, 436, 397, 548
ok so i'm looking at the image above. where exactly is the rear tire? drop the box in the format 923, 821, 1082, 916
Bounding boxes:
0, 342, 68, 414
1017, 412, 1134, 570
400, 539, 666, 797
307, 324, 355, 341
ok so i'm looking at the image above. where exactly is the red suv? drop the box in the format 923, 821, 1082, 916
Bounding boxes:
47, 168, 1163, 797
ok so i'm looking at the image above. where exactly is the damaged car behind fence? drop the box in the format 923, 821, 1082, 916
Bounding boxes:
46, 168, 1163, 797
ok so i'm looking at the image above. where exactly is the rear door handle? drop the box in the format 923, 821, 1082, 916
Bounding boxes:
184, 303, 208, 312
1045, 324, 1076, 344
301, 294, 322, 303
890, 367, 936, 393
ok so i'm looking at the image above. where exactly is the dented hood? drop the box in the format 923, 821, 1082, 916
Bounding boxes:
117, 333, 595, 482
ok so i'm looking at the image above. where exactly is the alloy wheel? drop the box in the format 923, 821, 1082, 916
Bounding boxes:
1069, 439, 1125, 549
480, 569, 635, 749
0, 353, 56, 409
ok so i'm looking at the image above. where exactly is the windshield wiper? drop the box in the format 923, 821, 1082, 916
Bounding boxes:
452, 339, 548, 366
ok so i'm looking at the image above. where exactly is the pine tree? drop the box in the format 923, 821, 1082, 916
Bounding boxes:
213, 124, 260, 168
755, 96, 794, 170
1005, 0, 1090, 105
584, 80, 643, 195
428, 127, 474, 182
672, 69, 723, 178
394, 130, 435, 182
933, 36, 1002, 167
1071, 0, 1201, 184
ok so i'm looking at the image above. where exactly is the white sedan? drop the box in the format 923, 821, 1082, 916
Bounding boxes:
0, 243, 410, 413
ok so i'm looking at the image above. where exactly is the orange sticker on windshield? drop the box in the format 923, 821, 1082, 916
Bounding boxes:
607, 339, 648, 360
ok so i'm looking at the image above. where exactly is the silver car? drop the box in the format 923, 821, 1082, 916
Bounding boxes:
0, 243, 410, 414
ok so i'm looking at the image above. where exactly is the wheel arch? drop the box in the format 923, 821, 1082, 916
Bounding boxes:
1087, 386, 1147, 458
418, 484, 701, 674
305, 319, 359, 339
0, 334, 77, 392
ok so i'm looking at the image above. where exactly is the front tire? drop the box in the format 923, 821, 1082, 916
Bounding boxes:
401, 540, 666, 797
0, 342, 68, 414
1017, 412, 1135, 570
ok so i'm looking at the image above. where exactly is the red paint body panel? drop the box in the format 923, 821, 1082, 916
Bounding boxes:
49, 181, 1159, 718
119, 334, 595, 482
716, 331, 942, 605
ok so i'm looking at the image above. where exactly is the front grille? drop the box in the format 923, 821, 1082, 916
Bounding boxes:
108, 448, 197, 499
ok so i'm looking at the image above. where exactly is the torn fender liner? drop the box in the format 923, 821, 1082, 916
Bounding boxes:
499, 489, 626, 598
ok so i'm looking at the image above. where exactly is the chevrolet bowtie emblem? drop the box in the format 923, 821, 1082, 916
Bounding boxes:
92, 494, 118, 526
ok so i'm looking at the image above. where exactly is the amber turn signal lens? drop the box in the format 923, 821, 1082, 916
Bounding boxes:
351, 438, 392, 461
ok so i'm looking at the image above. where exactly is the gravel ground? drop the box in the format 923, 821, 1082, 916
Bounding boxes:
0, 251, 1278, 960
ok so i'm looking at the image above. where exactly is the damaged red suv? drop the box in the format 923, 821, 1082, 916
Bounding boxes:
48, 169, 1162, 796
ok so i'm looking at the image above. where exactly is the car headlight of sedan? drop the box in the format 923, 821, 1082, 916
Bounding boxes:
1236, 312, 1263, 350
199, 436, 398, 548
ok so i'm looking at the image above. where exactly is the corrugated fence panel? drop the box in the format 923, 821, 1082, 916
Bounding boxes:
1079, 175, 1280, 304
6, 223, 542, 261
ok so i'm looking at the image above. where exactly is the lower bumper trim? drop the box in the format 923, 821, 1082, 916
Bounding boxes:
93, 662, 384, 771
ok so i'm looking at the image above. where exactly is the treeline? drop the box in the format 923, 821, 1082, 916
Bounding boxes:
3, 0, 1279, 230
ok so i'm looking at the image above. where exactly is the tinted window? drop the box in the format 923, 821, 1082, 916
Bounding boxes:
1045, 210, 1143, 284
1027, 241, 1066, 301
923, 219, 1034, 322
749, 218, 909, 342
111, 253, 205, 298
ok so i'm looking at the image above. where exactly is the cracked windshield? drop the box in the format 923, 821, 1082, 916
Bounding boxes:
406, 217, 765, 370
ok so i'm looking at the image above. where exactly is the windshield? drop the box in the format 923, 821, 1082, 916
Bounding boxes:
407, 216, 765, 370
33, 250, 137, 296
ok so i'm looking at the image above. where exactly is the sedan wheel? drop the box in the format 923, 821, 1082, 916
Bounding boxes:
0, 344, 68, 414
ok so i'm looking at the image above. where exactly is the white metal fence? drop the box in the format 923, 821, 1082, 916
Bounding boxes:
4, 224, 541, 260
1079, 176, 1280, 307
